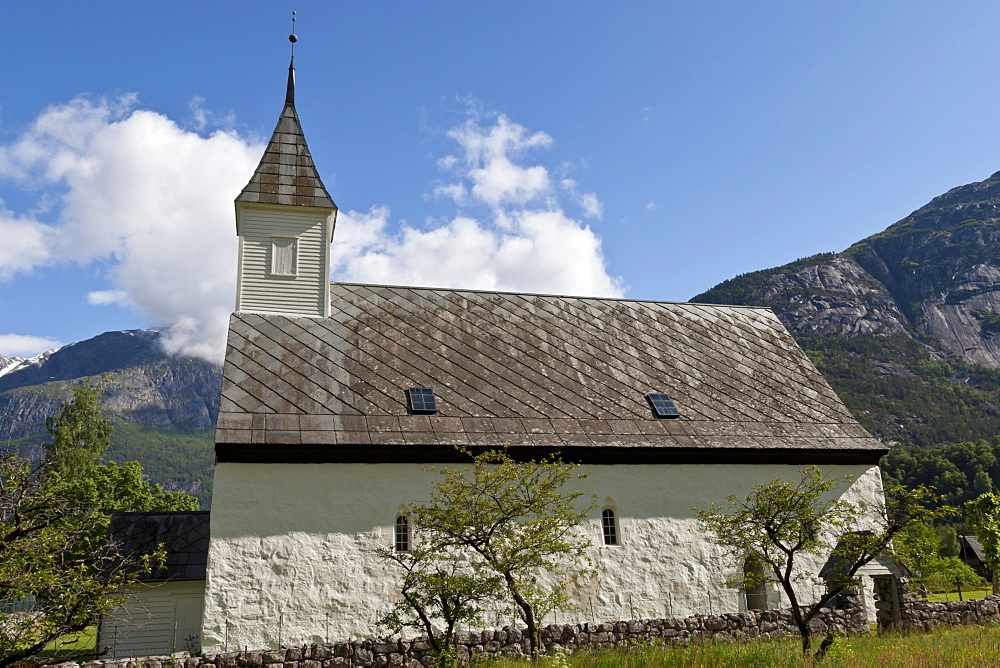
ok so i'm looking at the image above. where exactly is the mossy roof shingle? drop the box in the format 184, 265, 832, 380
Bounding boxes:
215, 284, 885, 458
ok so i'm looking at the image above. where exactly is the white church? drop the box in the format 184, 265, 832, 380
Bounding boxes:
182, 52, 889, 653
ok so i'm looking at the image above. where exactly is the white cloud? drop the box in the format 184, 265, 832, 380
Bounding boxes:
580, 193, 603, 219
0, 95, 261, 363
0, 203, 53, 280
0, 333, 63, 358
87, 290, 130, 306
187, 96, 235, 133
438, 113, 554, 208
559, 178, 603, 219
431, 182, 466, 202
0, 98, 621, 364
334, 110, 622, 298
647, 201, 657, 211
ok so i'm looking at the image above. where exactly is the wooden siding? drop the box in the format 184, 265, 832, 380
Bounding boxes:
236, 205, 330, 317
98, 580, 205, 658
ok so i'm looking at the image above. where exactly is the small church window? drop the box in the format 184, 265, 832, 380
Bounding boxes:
271, 237, 298, 276
601, 508, 619, 546
395, 515, 410, 552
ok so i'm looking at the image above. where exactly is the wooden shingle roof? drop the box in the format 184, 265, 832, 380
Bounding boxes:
960, 535, 986, 565
235, 60, 335, 210
215, 284, 885, 464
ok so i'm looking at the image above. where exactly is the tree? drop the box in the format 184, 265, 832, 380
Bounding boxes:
892, 521, 984, 593
43, 384, 113, 474
964, 492, 1000, 594
695, 467, 944, 656
376, 543, 503, 661
405, 449, 596, 656
0, 384, 198, 666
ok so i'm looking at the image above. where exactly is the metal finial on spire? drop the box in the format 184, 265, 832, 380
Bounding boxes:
286, 11, 297, 106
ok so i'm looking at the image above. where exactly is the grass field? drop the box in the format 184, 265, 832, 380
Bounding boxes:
33, 626, 96, 662
927, 589, 992, 602
488, 623, 1000, 667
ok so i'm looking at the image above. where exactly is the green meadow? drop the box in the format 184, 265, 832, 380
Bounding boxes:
488, 623, 1000, 667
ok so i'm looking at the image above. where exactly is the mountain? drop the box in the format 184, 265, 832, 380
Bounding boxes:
694, 170, 1000, 448
0, 330, 221, 507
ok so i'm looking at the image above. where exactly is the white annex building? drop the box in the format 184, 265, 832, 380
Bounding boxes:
200, 54, 889, 653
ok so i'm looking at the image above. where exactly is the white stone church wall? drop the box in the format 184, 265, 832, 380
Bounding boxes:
201, 462, 884, 653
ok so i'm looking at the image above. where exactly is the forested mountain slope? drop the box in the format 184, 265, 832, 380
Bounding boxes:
694, 171, 1000, 447
0, 330, 220, 506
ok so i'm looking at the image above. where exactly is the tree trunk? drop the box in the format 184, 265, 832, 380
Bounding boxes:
800, 628, 812, 655
776, 575, 813, 656
503, 573, 539, 656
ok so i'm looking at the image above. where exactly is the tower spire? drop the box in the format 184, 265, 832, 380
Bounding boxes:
235, 18, 335, 209
233, 14, 337, 319
286, 12, 297, 106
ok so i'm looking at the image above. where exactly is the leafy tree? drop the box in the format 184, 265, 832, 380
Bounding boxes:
964, 492, 1000, 595
0, 384, 197, 666
44, 385, 113, 473
406, 449, 595, 656
376, 543, 503, 661
891, 521, 984, 593
883, 437, 1000, 511
696, 467, 944, 656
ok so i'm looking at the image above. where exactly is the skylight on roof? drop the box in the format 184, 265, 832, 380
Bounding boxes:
646, 393, 680, 419
407, 387, 438, 414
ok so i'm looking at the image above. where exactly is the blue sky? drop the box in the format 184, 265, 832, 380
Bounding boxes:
4, 2, 1000, 361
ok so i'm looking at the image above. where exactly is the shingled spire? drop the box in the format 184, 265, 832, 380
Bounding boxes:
235, 57, 335, 209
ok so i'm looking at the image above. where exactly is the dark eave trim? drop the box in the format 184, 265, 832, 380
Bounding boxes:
216, 443, 887, 466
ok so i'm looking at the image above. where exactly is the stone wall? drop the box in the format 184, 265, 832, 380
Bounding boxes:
901, 594, 1000, 631
64, 605, 865, 668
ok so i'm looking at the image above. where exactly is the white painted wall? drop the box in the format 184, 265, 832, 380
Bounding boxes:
235, 203, 334, 317
202, 462, 884, 652
99, 580, 205, 658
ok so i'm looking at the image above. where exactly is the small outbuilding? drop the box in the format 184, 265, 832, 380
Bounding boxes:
98, 511, 210, 658
959, 534, 990, 581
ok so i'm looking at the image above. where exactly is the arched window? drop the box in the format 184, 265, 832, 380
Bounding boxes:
601, 508, 619, 546
395, 515, 410, 552
744, 557, 768, 610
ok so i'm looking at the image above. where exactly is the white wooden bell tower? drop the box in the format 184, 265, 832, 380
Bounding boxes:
233, 57, 337, 318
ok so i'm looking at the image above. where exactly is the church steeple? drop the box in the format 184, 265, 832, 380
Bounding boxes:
233, 35, 337, 319
235, 56, 335, 210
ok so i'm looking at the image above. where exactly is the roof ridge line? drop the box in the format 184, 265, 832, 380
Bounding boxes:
330, 281, 774, 310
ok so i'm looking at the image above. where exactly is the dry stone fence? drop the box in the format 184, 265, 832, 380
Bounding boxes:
39, 595, 1000, 668
901, 596, 1000, 631
61, 604, 868, 667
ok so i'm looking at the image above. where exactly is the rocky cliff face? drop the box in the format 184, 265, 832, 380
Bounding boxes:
693, 171, 1000, 447
0, 330, 221, 441
696, 171, 1000, 369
